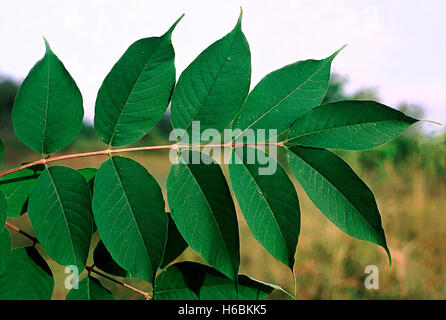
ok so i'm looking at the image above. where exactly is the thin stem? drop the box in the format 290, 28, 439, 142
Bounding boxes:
4, 221, 38, 243
0, 142, 285, 179
86, 266, 152, 300
4, 221, 152, 299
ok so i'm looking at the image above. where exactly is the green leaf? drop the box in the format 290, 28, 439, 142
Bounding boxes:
93, 240, 127, 278
0, 166, 42, 217
0, 189, 7, 224
78, 167, 97, 191
287, 146, 390, 262
287, 101, 418, 150
28, 166, 93, 271
94, 16, 182, 146
0, 227, 11, 274
92, 156, 167, 283
229, 147, 300, 268
154, 262, 278, 300
171, 10, 251, 138
160, 212, 188, 269
0, 190, 9, 273
65, 276, 115, 300
233, 46, 344, 139
0, 247, 54, 299
12, 39, 84, 154
166, 150, 240, 280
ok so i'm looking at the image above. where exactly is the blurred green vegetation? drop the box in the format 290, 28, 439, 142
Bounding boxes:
1, 73, 445, 299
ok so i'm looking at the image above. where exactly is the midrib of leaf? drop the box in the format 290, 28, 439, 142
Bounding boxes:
233, 151, 289, 256
234, 58, 332, 140
108, 157, 153, 270
107, 37, 164, 147
182, 162, 234, 273
288, 119, 405, 142
180, 26, 241, 136
289, 149, 385, 244
41, 55, 51, 155
46, 169, 78, 266
86, 278, 91, 300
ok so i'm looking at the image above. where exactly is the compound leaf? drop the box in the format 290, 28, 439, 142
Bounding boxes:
66, 276, 115, 300
92, 156, 168, 283
154, 262, 278, 300
93, 240, 127, 278
171, 10, 251, 138
28, 166, 93, 272
166, 150, 239, 280
0, 247, 54, 300
94, 16, 182, 146
287, 146, 390, 262
229, 147, 300, 268
287, 101, 418, 150
0, 167, 43, 217
233, 47, 343, 139
12, 39, 83, 154
160, 212, 188, 269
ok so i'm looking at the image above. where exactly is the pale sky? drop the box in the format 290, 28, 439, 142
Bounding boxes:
1, 0, 445, 133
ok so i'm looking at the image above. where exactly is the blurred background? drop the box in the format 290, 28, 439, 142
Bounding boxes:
1, 0, 445, 299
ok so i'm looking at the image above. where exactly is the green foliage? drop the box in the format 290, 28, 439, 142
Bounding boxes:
167, 150, 240, 280
229, 147, 300, 268
0, 166, 43, 217
94, 17, 181, 147
66, 276, 114, 300
288, 101, 417, 150
93, 240, 128, 278
0, 247, 54, 300
160, 213, 188, 269
28, 166, 93, 271
171, 10, 251, 138
287, 146, 390, 262
0, 11, 421, 300
154, 262, 280, 300
12, 39, 83, 154
92, 156, 167, 283
233, 46, 344, 139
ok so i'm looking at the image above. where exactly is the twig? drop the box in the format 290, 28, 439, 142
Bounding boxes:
86, 266, 152, 300
4, 221, 37, 243
0, 142, 285, 179
5, 221, 152, 300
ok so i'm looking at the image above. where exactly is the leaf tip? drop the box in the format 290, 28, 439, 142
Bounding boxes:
420, 119, 442, 126
43, 37, 51, 52
165, 13, 185, 38
330, 44, 347, 59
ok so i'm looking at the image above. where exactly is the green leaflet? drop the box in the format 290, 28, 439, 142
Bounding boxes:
287, 146, 391, 263
0, 247, 54, 300
154, 262, 278, 300
78, 168, 97, 192
171, 10, 251, 138
92, 156, 167, 283
28, 166, 93, 272
0, 227, 11, 274
229, 147, 300, 268
233, 47, 344, 140
287, 101, 418, 150
0, 189, 6, 224
93, 240, 128, 278
94, 16, 182, 146
0, 166, 43, 217
160, 212, 188, 269
65, 276, 115, 300
0, 191, 9, 273
166, 150, 240, 280
12, 39, 83, 154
